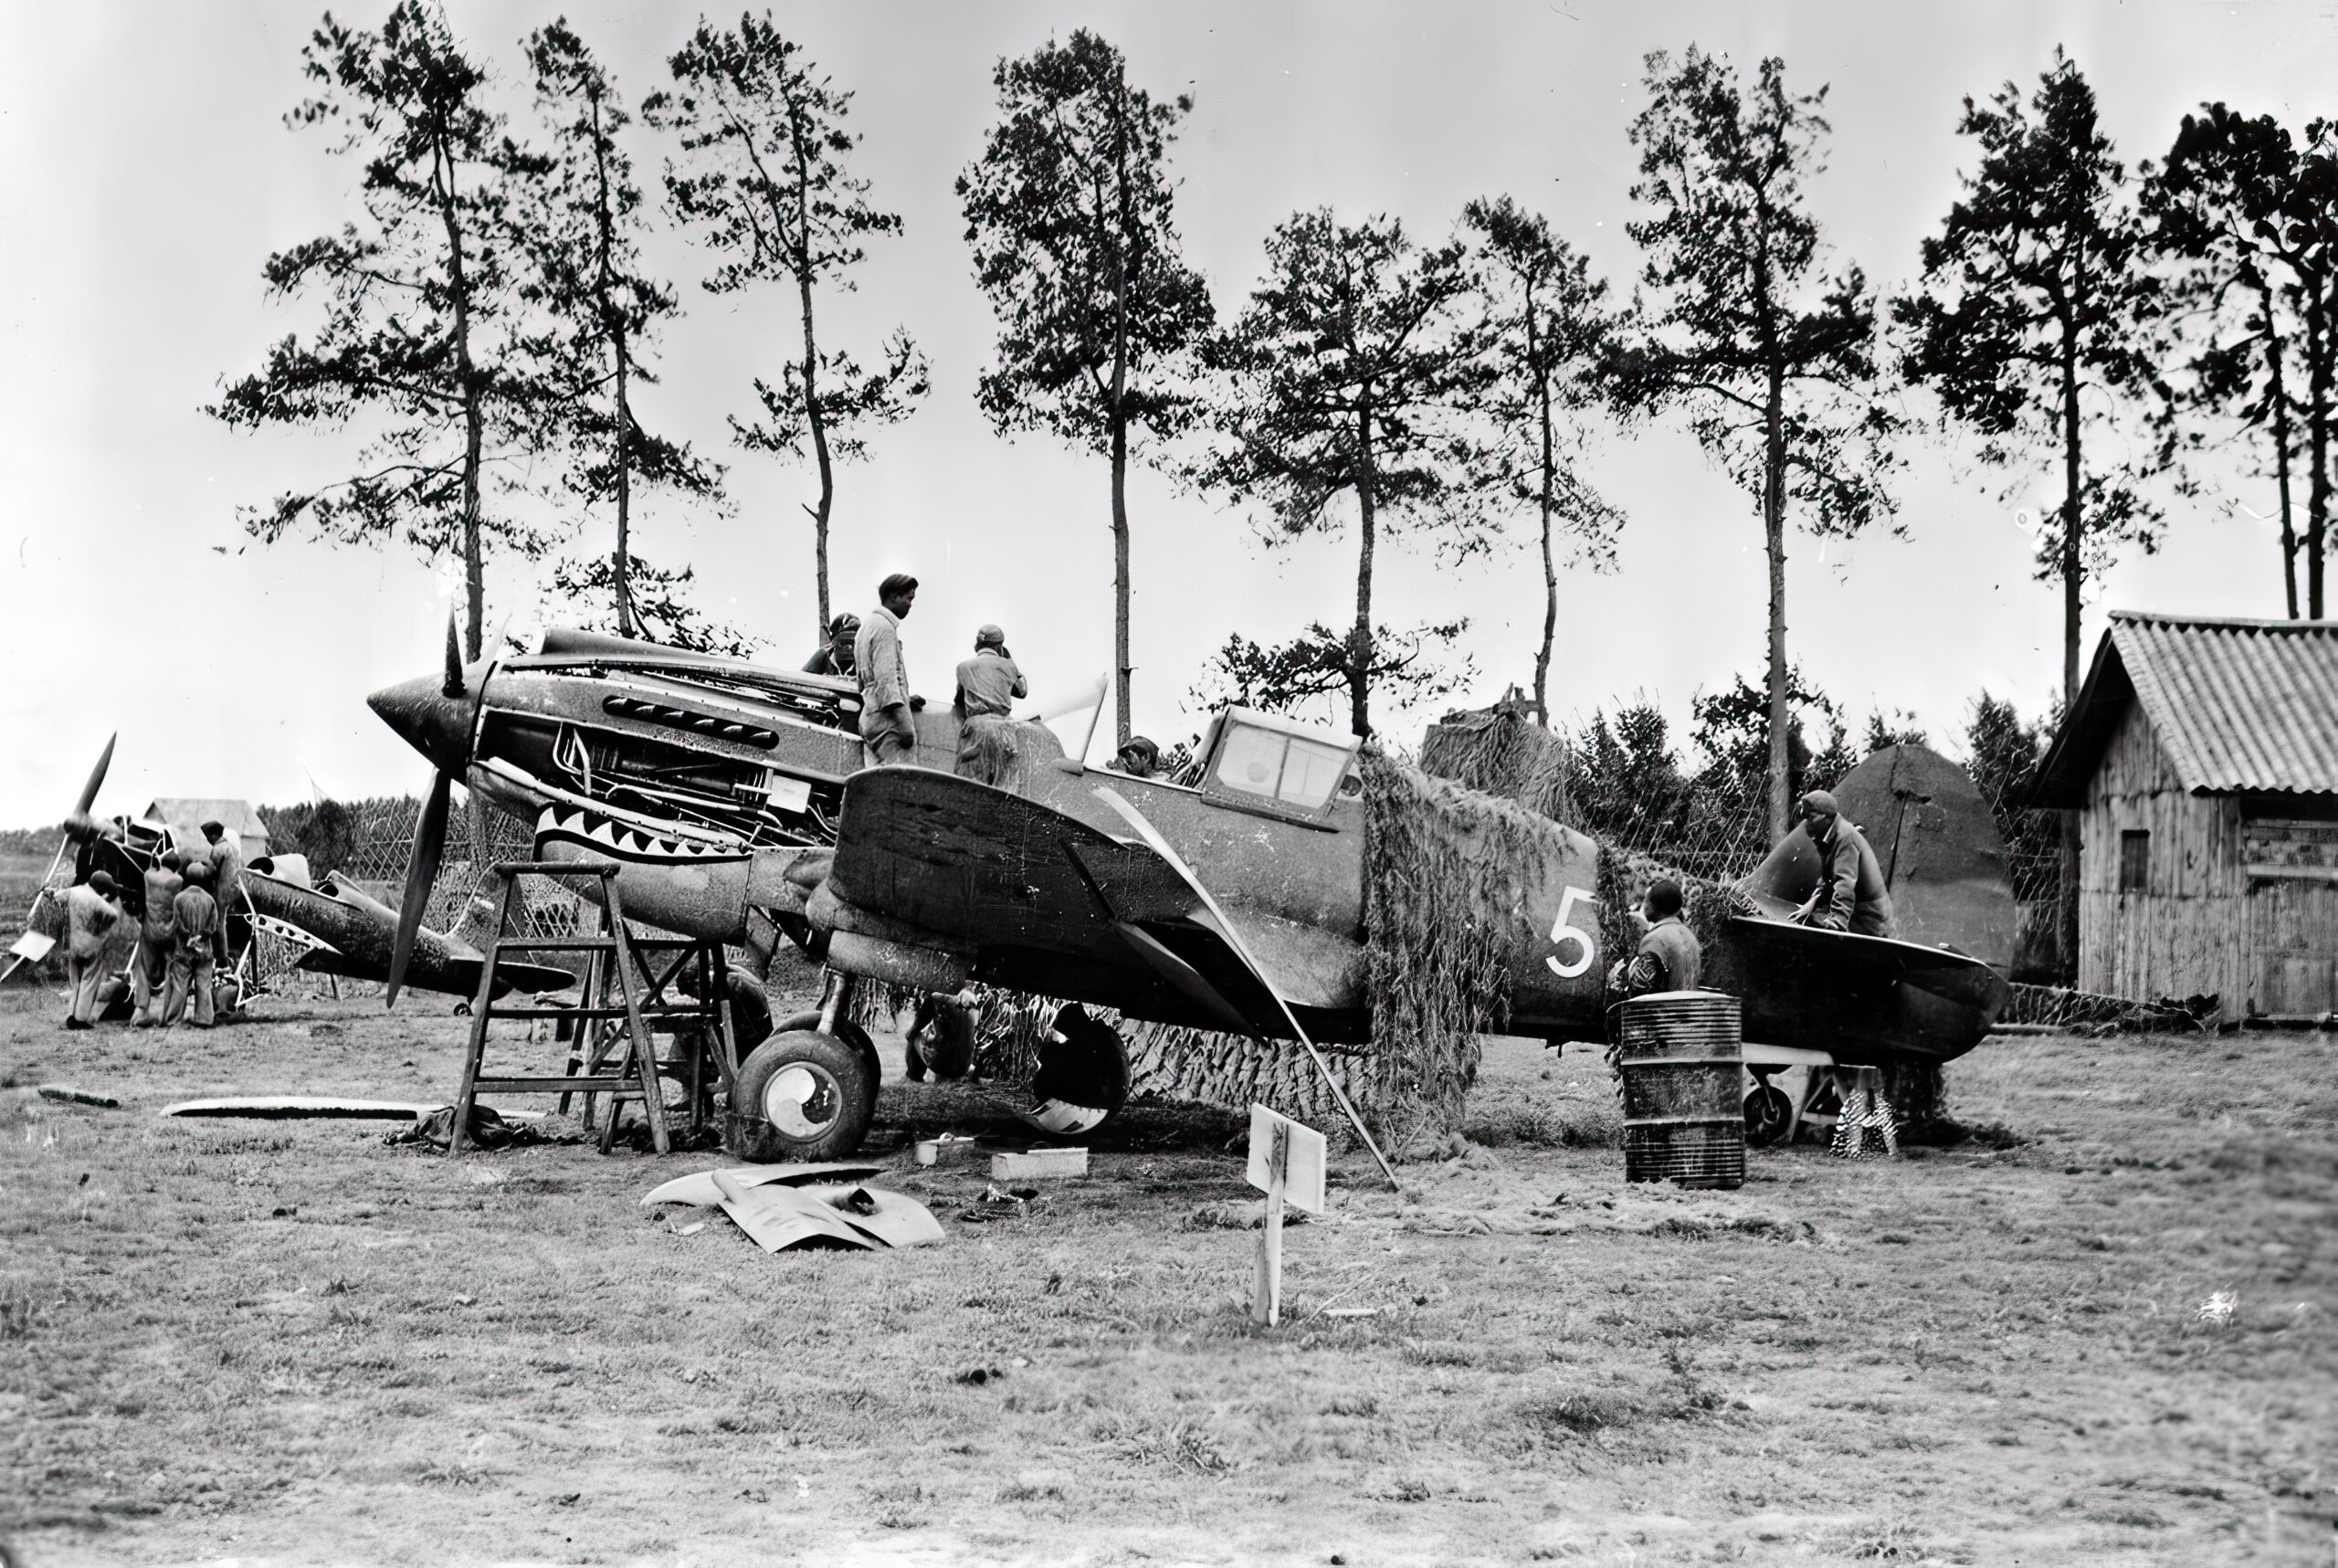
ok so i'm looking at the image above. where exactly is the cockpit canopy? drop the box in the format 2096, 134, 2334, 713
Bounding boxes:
1194, 706, 1362, 819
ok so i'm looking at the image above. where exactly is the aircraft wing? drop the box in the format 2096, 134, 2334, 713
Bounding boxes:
829, 767, 1348, 1040
1716, 914, 2010, 1065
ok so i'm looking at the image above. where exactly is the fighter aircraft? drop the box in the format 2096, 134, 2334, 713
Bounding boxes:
364, 624, 2012, 1166
241, 863, 579, 1000
784, 710, 2014, 1158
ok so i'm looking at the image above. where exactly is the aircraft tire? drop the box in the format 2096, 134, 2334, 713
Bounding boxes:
774, 1011, 881, 1124
1018, 1005, 1132, 1138
728, 1030, 875, 1163
1743, 1083, 1794, 1147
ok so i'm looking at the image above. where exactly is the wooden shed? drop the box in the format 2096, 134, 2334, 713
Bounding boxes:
2033, 612, 2338, 1021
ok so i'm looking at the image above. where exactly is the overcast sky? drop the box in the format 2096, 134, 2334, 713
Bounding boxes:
3, 1, 2333, 829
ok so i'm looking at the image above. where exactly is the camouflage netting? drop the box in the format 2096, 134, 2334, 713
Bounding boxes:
1356, 749, 1564, 1153
1122, 1023, 1372, 1128
1418, 705, 1574, 822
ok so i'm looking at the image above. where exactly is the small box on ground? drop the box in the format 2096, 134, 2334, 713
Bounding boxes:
990, 1147, 1088, 1179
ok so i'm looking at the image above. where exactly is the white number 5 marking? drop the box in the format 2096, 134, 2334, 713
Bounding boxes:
1545, 885, 1598, 979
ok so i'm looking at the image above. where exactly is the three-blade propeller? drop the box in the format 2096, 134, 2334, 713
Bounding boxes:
384, 617, 467, 1008
0, 733, 118, 986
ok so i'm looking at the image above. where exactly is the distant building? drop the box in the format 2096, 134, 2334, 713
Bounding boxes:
2033, 612, 2338, 1021
142, 798, 270, 862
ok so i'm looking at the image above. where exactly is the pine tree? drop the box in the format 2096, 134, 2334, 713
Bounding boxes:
647, 16, 927, 637
522, 20, 726, 647
1612, 47, 1902, 840
1459, 196, 1625, 723
1897, 50, 2166, 701
210, 4, 554, 659
1197, 212, 1487, 739
958, 30, 1213, 746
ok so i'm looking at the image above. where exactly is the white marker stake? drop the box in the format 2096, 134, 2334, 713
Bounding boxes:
1254, 1117, 1289, 1326
1248, 1104, 1327, 1329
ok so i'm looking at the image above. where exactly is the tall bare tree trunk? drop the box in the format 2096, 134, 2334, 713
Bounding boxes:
1352, 393, 1377, 740
1109, 123, 1133, 750
2263, 294, 2300, 620
2059, 313, 2086, 985
2310, 292, 2331, 619
589, 89, 635, 640
1763, 365, 1790, 841
791, 123, 834, 637
1533, 310, 1557, 726
613, 344, 634, 637
432, 136, 488, 665
1111, 387, 1132, 750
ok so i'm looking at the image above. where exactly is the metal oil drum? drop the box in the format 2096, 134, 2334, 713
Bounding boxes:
1617, 990, 1746, 1190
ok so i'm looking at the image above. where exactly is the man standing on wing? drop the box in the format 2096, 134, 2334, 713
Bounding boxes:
952, 623, 1027, 780
852, 574, 923, 765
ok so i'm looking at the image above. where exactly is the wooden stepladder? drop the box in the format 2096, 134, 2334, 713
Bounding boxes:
555, 899, 738, 1151
448, 862, 735, 1157
1247, 1105, 1329, 1326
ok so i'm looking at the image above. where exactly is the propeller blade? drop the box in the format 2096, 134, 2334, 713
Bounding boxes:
385, 770, 452, 1009
1016, 673, 1110, 725
73, 733, 116, 817
442, 613, 467, 699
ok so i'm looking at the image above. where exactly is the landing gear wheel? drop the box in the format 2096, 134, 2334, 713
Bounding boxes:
1743, 1083, 1794, 1146
727, 1030, 874, 1163
775, 1011, 881, 1124
1018, 1004, 1132, 1138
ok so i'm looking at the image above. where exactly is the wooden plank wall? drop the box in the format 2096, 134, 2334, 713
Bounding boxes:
2078, 704, 2247, 1014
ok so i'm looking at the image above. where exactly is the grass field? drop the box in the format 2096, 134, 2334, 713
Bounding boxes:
1, 984, 2332, 1566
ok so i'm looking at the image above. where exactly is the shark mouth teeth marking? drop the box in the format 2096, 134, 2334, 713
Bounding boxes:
534, 805, 749, 866
249, 914, 341, 958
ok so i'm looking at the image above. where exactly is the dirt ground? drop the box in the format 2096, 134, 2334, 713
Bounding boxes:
1, 984, 2331, 1567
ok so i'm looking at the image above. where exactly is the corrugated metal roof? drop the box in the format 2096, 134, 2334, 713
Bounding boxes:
2102, 613, 2338, 795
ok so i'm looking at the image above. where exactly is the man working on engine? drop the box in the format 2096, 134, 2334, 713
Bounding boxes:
62, 870, 124, 1029
164, 861, 226, 1028
1792, 790, 1895, 938
131, 849, 185, 1028
803, 613, 860, 679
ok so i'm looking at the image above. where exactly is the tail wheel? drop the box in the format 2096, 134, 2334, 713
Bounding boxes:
727, 1030, 875, 1163
1018, 1003, 1131, 1138
1743, 1083, 1794, 1146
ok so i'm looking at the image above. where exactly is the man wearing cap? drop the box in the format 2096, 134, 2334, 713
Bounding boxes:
62, 871, 125, 1029
1793, 790, 1895, 938
164, 861, 226, 1028
131, 849, 186, 1028
1111, 735, 1163, 779
852, 574, 923, 765
1606, 877, 1702, 999
802, 613, 860, 679
953, 624, 1027, 780
201, 820, 248, 970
